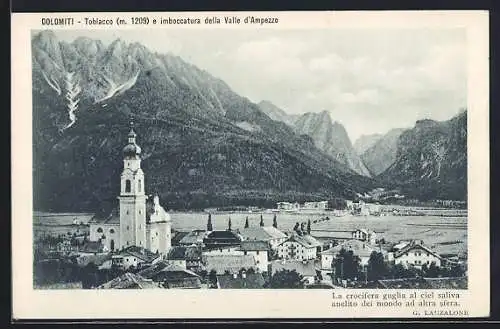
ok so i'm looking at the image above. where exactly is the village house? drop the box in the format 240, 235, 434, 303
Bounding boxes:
270, 259, 318, 285
276, 202, 300, 211
179, 230, 207, 247
171, 231, 190, 246
303, 201, 329, 210
166, 245, 203, 272
137, 261, 202, 289
203, 230, 242, 250
321, 239, 380, 274
111, 245, 162, 270
98, 272, 159, 289
352, 229, 377, 245
203, 254, 258, 275
239, 240, 270, 273
392, 240, 442, 269
239, 226, 288, 251
277, 234, 322, 261
216, 271, 266, 289
74, 253, 112, 268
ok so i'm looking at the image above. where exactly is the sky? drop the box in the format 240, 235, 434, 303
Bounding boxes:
53, 28, 467, 142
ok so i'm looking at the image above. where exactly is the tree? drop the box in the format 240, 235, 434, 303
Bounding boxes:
207, 213, 213, 231
367, 251, 388, 281
228, 217, 232, 231
389, 263, 422, 279
244, 217, 249, 228
272, 214, 277, 228
269, 269, 303, 288
328, 198, 347, 210
300, 222, 306, 233
332, 248, 361, 281
425, 261, 440, 278
446, 263, 466, 277
259, 215, 264, 227
208, 269, 218, 288
293, 222, 300, 232
307, 219, 311, 235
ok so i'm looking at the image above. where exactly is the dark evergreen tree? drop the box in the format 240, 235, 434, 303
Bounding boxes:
425, 261, 440, 278
259, 214, 264, 227
367, 251, 388, 281
331, 248, 361, 281
272, 214, 278, 228
269, 269, 303, 288
307, 219, 311, 234
244, 216, 249, 228
208, 269, 218, 288
207, 213, 213, 231
293, 222, 300, 232
228, 217, 232, 231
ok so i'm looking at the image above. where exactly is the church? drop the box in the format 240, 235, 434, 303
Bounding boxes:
89, 123, 172, 255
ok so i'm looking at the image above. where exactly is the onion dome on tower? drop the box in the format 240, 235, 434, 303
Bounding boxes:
123, 121, 142, 158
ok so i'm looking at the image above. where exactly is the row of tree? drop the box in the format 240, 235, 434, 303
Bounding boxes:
207, 213, 280, 231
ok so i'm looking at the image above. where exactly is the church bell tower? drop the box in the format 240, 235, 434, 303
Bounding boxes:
118, 121, 147, 249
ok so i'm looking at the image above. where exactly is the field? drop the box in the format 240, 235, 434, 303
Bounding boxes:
33, 208, 467, 257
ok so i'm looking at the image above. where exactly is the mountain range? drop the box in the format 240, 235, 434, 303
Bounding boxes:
31, 31, 467, 211
32, 31, 375, 211
379, 111, 467, 201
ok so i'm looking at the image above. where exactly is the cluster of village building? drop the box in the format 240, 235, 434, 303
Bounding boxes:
35, 125, 463, 289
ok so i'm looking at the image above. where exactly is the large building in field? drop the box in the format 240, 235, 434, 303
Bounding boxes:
89, 123, 172, 255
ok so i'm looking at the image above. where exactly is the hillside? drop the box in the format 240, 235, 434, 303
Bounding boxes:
378, 111, 467, 201
32, 31, 373, 211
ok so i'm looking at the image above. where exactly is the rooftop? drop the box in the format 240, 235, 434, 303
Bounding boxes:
171, 231, 190, 245
322, 239, 377, 258
203, 254, 257, 275
270, 260, 317, 277
240, 240, 270, 251
394, 240, 441, 259
240, 226, 287, 241
217, 273, 266, 289
98, 272, 158, 289
137, 261, 200, 281
167, 246, 202, 261
179, 230, 207, 245
281, 234, 321, 248
118, 246, 160, 263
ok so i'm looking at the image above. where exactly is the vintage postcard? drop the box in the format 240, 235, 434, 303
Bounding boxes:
11, 11, 489, 319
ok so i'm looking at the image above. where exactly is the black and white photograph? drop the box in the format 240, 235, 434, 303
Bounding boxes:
30, 26, 471, 292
